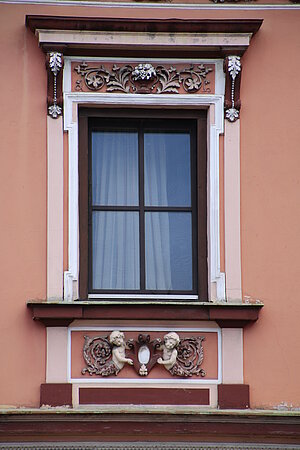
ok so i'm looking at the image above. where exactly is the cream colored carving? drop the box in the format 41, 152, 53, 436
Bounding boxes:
109, 330, 133, 371
157, 332, 180, 371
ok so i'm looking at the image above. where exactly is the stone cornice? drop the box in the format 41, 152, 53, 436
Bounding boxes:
27, 300, 263, 327
0, 408, 300, 444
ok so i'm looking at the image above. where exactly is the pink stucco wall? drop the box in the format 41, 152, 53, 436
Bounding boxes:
0, 2, 299, 408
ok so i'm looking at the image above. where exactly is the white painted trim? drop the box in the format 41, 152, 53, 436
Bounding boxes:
63, 56, 225, 301
64, 103, 79, 300
88, 294, 199, 300
63, 83, 225, 301
71, 378, 218, 385
2, 0, 300, 9
70, 326, 220, 331
68, 325, 222, 385
47, 116, 64, 300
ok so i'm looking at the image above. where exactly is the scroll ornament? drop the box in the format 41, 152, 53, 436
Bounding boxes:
82, 331, 133, 376
74, 62, 213, 95
82, 331, 206, 378
157, 332, 206, 377
224, 56, 242, 122
47, 52, 63, 119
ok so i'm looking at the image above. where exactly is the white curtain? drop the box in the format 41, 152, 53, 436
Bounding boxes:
92, 131, 138, 206
144, 133, 172, 290
92, 131, 139, 290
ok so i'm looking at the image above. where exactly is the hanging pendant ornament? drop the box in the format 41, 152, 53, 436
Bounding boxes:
224, 55, 242, 122
47, 52, 63, 119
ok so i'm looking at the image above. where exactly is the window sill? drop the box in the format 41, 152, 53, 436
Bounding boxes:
27, 300, 263, 328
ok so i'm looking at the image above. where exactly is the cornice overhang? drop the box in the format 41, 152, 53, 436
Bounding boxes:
27, 300, 263, 327
26, 16, 263, 57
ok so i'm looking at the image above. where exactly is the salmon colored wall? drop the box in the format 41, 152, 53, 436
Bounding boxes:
240, 13, 300, 409
0, 3, 300, 408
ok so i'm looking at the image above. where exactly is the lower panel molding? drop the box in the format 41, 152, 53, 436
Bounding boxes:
79, 387, 210, 406
40, 383, 73, 407
218, 384, 249, 409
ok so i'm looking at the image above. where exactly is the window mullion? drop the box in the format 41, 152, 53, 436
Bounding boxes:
139, 124, 146, 291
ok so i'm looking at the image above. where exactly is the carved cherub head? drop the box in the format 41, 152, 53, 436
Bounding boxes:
109, 330, 125, 347
164, 332, 180, 350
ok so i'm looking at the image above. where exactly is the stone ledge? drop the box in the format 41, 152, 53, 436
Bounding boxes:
27, 301, 263, 327
0, 408, 299, 445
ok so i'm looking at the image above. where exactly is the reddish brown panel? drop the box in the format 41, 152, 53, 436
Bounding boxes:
79, 387, 209, 406
218, 384, 249, 409
40, 383, 72, 407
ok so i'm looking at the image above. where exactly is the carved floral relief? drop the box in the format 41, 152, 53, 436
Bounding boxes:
224, 55, 242, 122
81, 331, 207, 378
46, 52, 63, 119
73, 62, 214, 95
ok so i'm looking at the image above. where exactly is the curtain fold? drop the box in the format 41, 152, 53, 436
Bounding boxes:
92, 131, 139, 290
144, 133, 172, 290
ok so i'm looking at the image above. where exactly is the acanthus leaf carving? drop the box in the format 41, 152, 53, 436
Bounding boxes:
74, 62, 213, 95
47, 52, 63, 119
224, 55, 242, 122
49, 52, 63, 77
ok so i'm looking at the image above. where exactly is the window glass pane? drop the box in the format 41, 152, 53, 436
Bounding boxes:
144, 132, 191, 206
145, 212, 193, 291
92, 211, 140, 290
92, 131, 139, 206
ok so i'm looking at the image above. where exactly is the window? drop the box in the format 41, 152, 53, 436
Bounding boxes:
79, 110, 207, 300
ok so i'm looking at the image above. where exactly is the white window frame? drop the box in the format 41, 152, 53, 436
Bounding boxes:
61, 57, 226, 302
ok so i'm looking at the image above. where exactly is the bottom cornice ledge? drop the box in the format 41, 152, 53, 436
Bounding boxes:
0, 409, 300, 444
0, 443, 299, 450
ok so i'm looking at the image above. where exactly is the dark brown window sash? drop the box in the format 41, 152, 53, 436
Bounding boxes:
79, 109, 207, 301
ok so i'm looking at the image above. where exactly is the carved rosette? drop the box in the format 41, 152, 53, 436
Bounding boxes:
224, 55, 242, 122
46, 52, 63, 119
74, 62, 213, 95
81, 332, 206, 378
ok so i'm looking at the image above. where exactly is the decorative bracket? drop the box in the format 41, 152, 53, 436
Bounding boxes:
46, 52, 63, 119
224, 55, 242, 122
